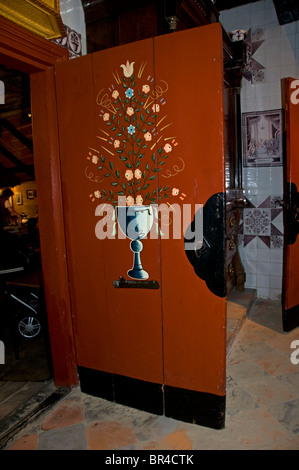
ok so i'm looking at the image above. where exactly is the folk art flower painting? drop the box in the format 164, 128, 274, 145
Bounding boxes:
86, 59, 187, 280
87, 59, 185, 208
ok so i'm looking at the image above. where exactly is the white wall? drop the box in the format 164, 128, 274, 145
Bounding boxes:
220, 0, 299, 299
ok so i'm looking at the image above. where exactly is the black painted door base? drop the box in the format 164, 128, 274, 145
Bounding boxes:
283, 182, 299, 332
283, 304, 299, 332
78, 366, 225, 430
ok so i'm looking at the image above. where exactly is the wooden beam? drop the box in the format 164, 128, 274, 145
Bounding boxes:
0, 15, 68, 73
0, 119, 33, 152
31, 67, 78, 386
0, 143, 35, 178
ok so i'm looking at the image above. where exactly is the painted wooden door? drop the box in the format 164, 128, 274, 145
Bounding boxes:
54, 23, 226, 428
283, 78, 299, 332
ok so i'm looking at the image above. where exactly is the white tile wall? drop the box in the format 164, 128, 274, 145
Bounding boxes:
220, 0, 299, 299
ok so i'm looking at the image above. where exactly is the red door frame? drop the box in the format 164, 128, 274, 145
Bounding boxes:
0, 16, 78, 386
282, 77, 299, 332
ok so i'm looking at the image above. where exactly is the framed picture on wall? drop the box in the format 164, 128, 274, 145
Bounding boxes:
242, 109, 283, 167
26, 189, 36, 199
15, 192, 22, 205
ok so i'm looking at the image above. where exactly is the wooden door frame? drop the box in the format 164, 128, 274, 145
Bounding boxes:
0, 16, 78, 386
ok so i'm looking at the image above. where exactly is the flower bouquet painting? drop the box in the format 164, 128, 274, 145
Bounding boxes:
87, 59, 185, 280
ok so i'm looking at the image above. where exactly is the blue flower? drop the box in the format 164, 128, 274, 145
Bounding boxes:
125, 88, 134, 99
127, 125, 135, 135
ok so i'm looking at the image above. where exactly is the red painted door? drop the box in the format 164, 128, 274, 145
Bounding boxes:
283, 78, 299, 331
54, 23, 226, 428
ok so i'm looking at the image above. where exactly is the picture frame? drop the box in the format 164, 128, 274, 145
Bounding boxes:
26, 189, 36, 199
15, 192, 23, 205
242, 109, 283, 167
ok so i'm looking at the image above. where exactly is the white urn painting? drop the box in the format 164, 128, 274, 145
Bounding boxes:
85, 59, 187, 280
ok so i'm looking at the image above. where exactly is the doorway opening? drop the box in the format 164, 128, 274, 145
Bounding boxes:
0, 65, 53, 422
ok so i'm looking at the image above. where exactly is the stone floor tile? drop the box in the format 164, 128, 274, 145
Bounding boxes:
37, 423, 87, 450
131, 414, 179, 443
86, 420, 137, 450
82, 395, 128, 424
271, 398, 299, 435
41, 398, 84, 431
247, 374, 297, 407
6, 433, 38, 450
142, 428, 193, 450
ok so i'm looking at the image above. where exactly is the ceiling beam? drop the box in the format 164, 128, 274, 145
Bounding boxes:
0, 143, 35, 178
0, 119, 33, 152
0, 15, 68, 73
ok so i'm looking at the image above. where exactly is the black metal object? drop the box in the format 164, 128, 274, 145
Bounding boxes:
113, 276, 159, 289
273, 0, 299, 25
285, 182, 299, 245
184, 193, 226, 298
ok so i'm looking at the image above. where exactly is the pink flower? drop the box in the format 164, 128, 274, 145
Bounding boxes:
144, 132, 152, 141
112, 90, 119, 99
172, 188, 179, 196
126, 107, 134, 116
103, 113, 110, 121
125, 170, 133, 181
142, 84, 150, 94
113, 139, 120, 148
136, 195, 143, 205
134, 169, 142, 179
152, 103, 160, 113
126, 196, 135, 206
94, 190, 101, 198
91, 155, 99, 164
164, 143, 172, 153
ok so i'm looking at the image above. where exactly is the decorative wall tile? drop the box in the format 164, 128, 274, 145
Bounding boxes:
271, 236, 284, 249
240, 196, 283, 249
52, 25, 82, 59
244, 208, 271, 237
243, 28, 266, 83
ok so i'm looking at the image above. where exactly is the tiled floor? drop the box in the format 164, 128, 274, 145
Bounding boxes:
2, 292, 299, 450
